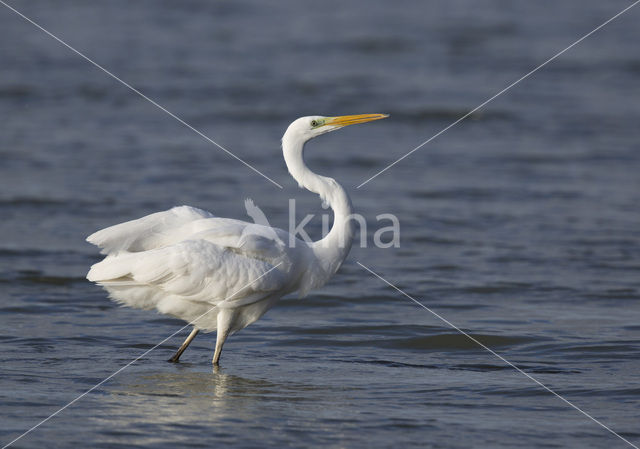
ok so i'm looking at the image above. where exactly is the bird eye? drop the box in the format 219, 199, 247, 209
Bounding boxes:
311, 120, 318, 127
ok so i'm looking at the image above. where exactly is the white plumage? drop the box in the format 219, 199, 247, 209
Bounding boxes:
86, 114, 388, 364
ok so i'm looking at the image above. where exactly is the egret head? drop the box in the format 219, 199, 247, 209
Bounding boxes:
285, 114, 389, 142
282, 113, 388, 186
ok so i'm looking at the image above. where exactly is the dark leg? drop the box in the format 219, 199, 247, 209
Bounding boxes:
168, 327, 199, 363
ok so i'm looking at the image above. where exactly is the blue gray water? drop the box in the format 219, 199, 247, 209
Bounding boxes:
1, 0, 640, 447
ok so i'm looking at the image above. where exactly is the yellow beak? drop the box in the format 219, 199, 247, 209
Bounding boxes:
325, 113, 389, 127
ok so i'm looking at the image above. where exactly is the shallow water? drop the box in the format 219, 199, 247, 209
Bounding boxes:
1, 0, 640, 448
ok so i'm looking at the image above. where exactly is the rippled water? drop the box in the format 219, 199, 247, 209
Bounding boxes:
1, 0, 640, 447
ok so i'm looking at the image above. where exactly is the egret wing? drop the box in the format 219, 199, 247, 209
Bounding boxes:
87, 205, 216, 254
86, 205, 283, 257
87, 239, 289, 306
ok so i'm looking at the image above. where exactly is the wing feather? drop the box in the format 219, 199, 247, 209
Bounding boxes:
86, 205, 215, 254
88, 239, 288, 306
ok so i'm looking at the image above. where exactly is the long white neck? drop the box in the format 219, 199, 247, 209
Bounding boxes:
282, 131, 354, 281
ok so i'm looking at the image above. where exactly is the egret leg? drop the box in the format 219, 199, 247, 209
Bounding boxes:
168, 327, 199, 363
212, 331, 228, 365
213, 310, 233, 365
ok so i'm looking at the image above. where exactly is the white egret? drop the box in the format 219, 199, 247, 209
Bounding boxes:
86, 114, 388, 364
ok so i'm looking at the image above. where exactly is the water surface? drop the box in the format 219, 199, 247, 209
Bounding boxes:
1, 0, 639, 447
